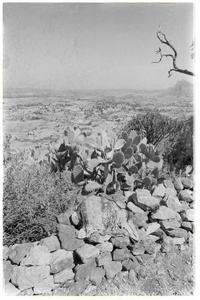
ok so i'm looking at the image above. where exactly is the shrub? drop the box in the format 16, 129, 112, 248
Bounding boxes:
124, 110, 193, 171
3, 140, 78, 246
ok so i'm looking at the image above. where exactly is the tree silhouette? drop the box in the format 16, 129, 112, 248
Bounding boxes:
153, 28, 195, 77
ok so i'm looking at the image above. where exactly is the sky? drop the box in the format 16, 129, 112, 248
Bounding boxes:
3, 2, 194, 90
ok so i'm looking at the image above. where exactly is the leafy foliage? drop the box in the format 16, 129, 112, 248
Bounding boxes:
124, 110, 193, 171
3, 139, 78, 246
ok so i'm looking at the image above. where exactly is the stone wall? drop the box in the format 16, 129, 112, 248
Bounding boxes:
3, 176, 194, 296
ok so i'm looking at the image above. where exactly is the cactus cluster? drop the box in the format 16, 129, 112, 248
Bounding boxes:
44, 128, 164, 195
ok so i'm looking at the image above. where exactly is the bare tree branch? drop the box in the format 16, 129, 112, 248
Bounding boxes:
153, 28, 195, 77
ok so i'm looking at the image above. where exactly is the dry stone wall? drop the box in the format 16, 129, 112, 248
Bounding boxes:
3, 176, 194, 296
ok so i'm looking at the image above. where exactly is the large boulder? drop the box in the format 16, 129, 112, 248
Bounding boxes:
57, 224, 84, 251
8, 243, 32, 265
53, 269, 74, 284
74, 258, 96, 281
50, 249, 74, 274
151, 206, 181, 220
11, 265, 50, 291
166, 195, 184, 212
90, 267, 105, 286
78, 195, 127, 235
21, 245, 52, 266
40, 236, 60, 252
75, 244, 100, 263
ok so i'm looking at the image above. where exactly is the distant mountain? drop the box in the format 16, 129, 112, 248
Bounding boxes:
168, 80, 193, 98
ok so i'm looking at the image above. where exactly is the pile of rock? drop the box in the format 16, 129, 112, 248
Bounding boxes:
3, 176, 194, 296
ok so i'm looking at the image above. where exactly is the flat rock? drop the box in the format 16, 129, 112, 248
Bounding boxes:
122, 258, 140, 271
111, 235, 130, 249
181, 221, 193, 232
74, 258, 96, 281
41, 235, 60, 252
161, 219, 181, 231
124, 191, 134, 201
57, 224, 84, 251
166, 228, 188, 238
134, 194, 160, 211
21, 245, 52, 266
82, 284, 97, 295
4, 282, 20, 296
50, 258, 74, 274
96, 252, 112, 266
34, 275, 55, 294
71, 211, 80, 226
163, 179, 175, 190
62, 280, 75, 288
8, 243, 32, 265
179, 190, 194, 202
129, 269, 137, 281
53, 268, 74, 283
136, 189, 151, 198
144, 241, 161, 254
76, 244, 100, 263
85, 231, 101, 244
104, 261, 122, 279
51, 249, 73, 265
174, 177, 183, 191
11, 265, 50, 290
128, 211, 148, 229
146, 222, 160, 235
152, 184, 166, 198
90, 267, 105, 286
3, 246, 11, 260
131, 241, 145, 255
99, 234, 112, 243
179, 200, 190, 211
75, 228, 87, 239
185, 209, 194, 222
52, 287, 68, 296
127, 201, 144, 213
181, 177, 193, 189
67, 279, 90, 296
112, 248, 130, 261
164, 188, 177, 199
57, 211, 72, 225
18, 288, 34, 296
151, 206, 181, 220
163, 236, 185, 246
112, 193, 127, 209
3, 260, 13, 284
126, 219, 139, 241
96, 241, 113, 252
166, 195, 183, 212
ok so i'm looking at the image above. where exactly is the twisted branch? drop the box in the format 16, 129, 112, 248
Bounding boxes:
153, 29, 195, 77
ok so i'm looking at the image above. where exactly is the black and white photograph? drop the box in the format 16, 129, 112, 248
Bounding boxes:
2, 1, 197, 296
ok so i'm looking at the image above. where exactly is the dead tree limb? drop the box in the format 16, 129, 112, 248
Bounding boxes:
153, 29, 195, 77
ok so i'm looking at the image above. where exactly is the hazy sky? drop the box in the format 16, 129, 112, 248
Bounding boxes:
3, 3, 194, 90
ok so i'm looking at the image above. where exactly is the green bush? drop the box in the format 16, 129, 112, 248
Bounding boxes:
3, 141, 78, 246
124, 110, 193, 171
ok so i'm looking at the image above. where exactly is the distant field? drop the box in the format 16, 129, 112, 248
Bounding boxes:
3, 87, 193, 152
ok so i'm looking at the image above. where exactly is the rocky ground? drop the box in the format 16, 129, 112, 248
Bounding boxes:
3, 176, 194, 296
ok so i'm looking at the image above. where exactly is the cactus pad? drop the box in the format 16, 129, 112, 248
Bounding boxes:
113, 151, 125, 165
122, 131, 128, 141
